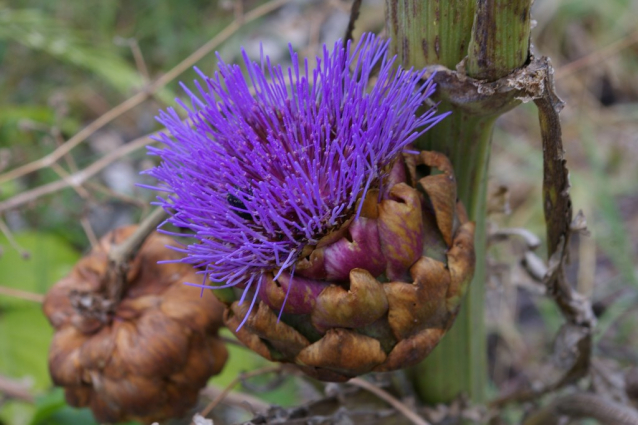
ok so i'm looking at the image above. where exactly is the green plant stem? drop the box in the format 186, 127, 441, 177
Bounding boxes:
385, 0, 476, 69
467, 0, 531, 80
386, 0, 531, 405
412, 113, 494, 404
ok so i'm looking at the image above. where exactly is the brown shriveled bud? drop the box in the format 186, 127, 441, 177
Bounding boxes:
43, 226, 228, 424
222, 151, 475, 382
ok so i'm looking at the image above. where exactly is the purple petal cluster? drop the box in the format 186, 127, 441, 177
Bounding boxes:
146, 34, 447, 293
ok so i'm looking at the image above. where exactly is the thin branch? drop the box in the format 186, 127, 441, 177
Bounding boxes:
0, 375, 34, 403
0, 95, 148, 186
0, 286, 44, 303
52, 127, 80, 174
105, 207, 168, 304
108, 207, 168, 265
128, 38, 151, 83
49, 162, 92, 200
0, 218, 29, 258
80, 216, 99, 249
522, 393, 638, 425
0, 68, 295, 213
0, 0, 292, 186
235, 0, 245, 24
200, 385, 270, 415
0, 131, 156, 213
348, 378, 431, 425
196, 365, 282, 422
490, 382, 556, 408
555, 29, 638, 80
83, 181, 148, 208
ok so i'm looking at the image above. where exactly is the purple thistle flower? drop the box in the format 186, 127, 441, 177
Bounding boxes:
145, 34, 448, 326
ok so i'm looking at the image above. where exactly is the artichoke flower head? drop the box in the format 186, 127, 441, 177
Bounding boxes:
147, 33, 475, 381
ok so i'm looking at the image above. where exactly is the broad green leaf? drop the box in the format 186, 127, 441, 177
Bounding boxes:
0, 231, 80, 303
0, 8, 142, 95
0, 232, 79, 389
0, 8, 175, 104
0, 305, 53, 390
0, 401, 36, 425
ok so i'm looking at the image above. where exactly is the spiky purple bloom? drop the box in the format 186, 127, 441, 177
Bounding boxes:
146, 34, 447, 305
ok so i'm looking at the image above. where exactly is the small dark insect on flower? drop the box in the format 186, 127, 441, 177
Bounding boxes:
227, 188, 254, 221
145, 33, 448, 330
226, 193, 252, 220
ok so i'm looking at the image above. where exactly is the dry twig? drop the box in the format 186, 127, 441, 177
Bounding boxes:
200, 385, 270, 415
104, 207, 168, 305
522, 393, 638, 425
348, 378, 431, 425
0, 131, 156, 213
128, 38, 151, 83
556, 29, 638, 79
0, 217, 29, 258
0, 286, 44, 303
80, 215, 100, 248
196, 365, 282, 422
0, 375, 34, 403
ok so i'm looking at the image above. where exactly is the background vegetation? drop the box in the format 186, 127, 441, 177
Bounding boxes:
0, 0, 636, 424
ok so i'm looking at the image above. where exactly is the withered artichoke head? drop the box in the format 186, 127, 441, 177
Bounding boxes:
146, 33, 474, 381
43, 227, 228, 423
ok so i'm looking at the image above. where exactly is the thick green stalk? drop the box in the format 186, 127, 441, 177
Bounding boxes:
385, 0, 531, 404
467, 0, 531, 80
412, 112, 494, 404
385, 0, 476, 69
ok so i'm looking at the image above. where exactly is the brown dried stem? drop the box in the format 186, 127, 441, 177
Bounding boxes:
104, 207, 168, 304
79, 216, 99, 248
200, 385, 270, 415
491, 56, 596, 408
196, 365, 283, 422
84, 181, 148, 208
0, 0, 291, 187
555, 29, 638, 80
66, 207, 168, 324
522, 393, 638, 425
348, 378, 432, 425
0, 375, 34, 403
0, 286, 44, 303
535, 58, 595, 329
235, 0, 245, 24
128, 38, 151, 84
0, 131, 156, 213
0, 217, 29, 258
49, 162, 92, 200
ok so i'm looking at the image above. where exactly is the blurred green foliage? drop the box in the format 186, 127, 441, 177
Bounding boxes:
0, 0, 636, 423
0, 232, 79, 424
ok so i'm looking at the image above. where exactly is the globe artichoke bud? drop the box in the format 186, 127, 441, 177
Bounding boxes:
43, 226, 228, 423
146, 33, 474, 381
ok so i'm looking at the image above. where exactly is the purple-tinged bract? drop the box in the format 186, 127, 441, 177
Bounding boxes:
146, 34, 447, 297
